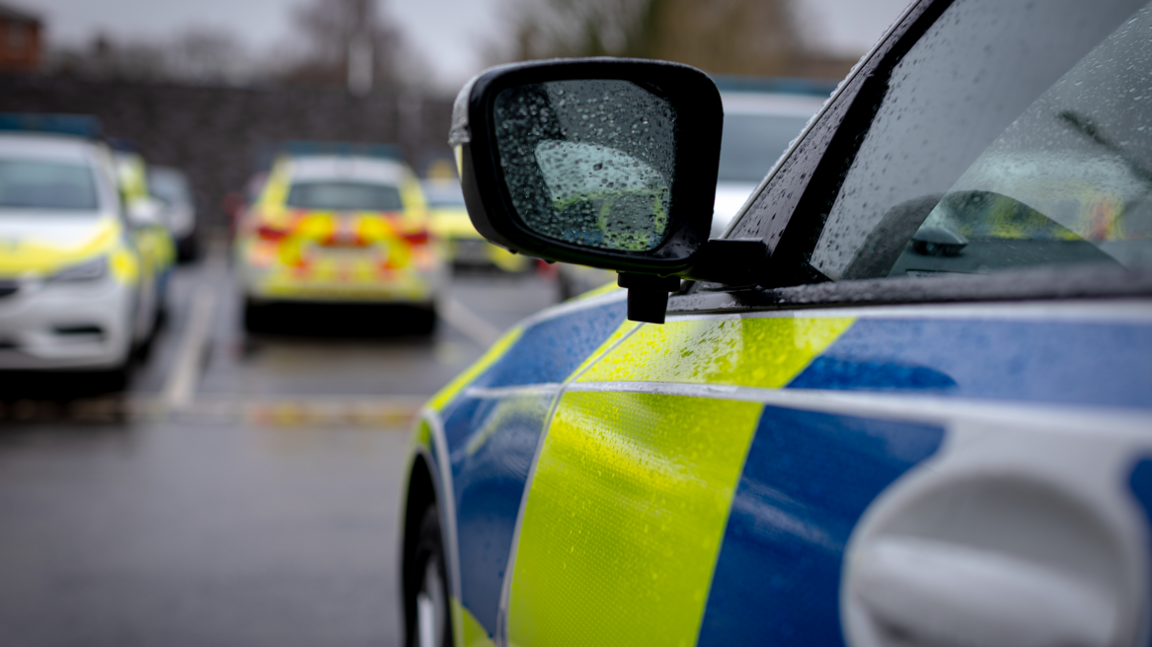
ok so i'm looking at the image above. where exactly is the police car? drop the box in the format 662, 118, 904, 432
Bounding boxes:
235, 143, 446, 333
424, 174, 530, 273
400, 1, 1152, 646
0, 115, 170, 388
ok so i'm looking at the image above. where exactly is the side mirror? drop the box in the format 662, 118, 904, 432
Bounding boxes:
126, 196, 164, 228
451, 58, 739, 323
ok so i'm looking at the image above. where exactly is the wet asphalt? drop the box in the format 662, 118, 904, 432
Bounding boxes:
0, 246, 558, 646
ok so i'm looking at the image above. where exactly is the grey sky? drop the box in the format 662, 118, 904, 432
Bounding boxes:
13, 0, 912, 91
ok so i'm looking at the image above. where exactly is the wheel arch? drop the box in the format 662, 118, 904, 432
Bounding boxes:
401, 450, 440, 641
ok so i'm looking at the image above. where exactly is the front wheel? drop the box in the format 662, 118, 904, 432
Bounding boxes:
406, 506, 452, 647
242, 298, 272, 334
411, 304, 437, 336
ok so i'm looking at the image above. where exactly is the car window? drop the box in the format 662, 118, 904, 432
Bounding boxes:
423, 182, 464, 209
807, 0, 1152, 281
0, 159, 100, 212
285, 181, 403, 212
148, 169, 191, 206
718, 112, 812, 184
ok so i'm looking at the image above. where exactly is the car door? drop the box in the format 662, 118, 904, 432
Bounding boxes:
497, 1, 1152, 646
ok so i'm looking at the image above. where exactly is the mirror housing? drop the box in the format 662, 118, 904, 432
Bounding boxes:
451, 59, 724, 303
126, 196, 165, 229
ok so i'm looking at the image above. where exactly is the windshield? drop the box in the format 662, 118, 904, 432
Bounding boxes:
806, 0, 1152, 281
285, 181, 403, 212
718, 113, 811, 183
423, 182, 465, 209
0, 159, 99, 211
148, 169, 191, 205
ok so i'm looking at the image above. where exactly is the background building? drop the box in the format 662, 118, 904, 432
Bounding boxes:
0, 3, 41, 73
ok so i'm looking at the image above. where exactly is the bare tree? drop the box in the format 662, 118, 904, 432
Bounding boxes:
489, 0, 802, 77
166, 28, 249, 85
283, 0, 418, 91
47, 28, 253, 86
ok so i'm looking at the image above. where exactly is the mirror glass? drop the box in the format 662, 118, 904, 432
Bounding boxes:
494, 79, 676, 252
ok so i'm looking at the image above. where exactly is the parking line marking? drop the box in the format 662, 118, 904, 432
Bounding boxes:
162, 282, 217, 412
440, 296, 503, 347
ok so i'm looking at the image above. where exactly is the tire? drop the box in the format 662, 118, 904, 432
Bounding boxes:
90, 354, 132, 393
242, 299, 271, 334
134, 295, 165, 361
177, 235, 200, 263
405, 506, 453, 647
411, 305, 437, 335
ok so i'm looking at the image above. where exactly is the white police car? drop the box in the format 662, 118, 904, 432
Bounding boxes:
0, 115, 167, 388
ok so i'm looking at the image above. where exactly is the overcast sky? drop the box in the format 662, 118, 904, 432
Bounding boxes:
13, 0, 912, 91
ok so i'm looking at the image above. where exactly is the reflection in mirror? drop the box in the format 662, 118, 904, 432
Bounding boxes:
494, 79, 676, 252
534, 141, 668, 250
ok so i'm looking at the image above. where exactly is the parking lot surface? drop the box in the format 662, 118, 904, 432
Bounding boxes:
0, 245, 557, 646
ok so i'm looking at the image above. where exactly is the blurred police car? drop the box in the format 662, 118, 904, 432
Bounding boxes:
235, 142, 446, 333
148, 165, 199, 261
425, 172, 530, 273
400, 1, 1152, 646
0, 115, 169, 388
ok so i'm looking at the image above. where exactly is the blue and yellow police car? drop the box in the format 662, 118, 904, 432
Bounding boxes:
400, 1, 1152, 645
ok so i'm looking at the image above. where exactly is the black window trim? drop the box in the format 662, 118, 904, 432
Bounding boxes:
759, 0, 954, 286
672, 0, 1152, 314
670, 265, 1152, 315
715, 0, 933, 243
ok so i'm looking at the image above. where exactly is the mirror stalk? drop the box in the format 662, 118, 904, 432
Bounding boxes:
618, 273, 681, 324
619, 240, 772, 324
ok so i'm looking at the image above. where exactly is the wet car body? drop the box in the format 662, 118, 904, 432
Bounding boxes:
235, 149, 446, 333
401, 1, 1152, 646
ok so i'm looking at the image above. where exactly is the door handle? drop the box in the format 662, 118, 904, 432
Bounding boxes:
849, 536, 1116, 647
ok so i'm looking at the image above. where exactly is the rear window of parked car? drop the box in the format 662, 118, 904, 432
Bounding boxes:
286, 181, 403, 212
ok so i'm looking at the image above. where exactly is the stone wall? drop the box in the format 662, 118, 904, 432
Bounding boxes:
0, 74, 456, 228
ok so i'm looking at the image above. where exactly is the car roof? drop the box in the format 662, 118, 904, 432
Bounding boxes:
0, 132, 100, 162
286, 155, 409, 185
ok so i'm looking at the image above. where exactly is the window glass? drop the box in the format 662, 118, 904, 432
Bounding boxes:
808, 0, 1151, 281
718, 113, 811, 183
423, 182, 464, 209
148, 169, 191, 206
0, 159, 100, 212
285, 181, 403, 212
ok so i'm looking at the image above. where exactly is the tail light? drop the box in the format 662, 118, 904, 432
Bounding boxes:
401, 229, 431, 245
257, 223, 290, 242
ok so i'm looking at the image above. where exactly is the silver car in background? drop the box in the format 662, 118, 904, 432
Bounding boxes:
149, 165, 199, 261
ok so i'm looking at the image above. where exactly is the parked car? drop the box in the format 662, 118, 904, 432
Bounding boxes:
400, 2, 1152, 646
425, 176, 531, 272
110, 143, 175, 322
0, 114, 170, 388
234, 142, 446, 333
148, 165, 199, 261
